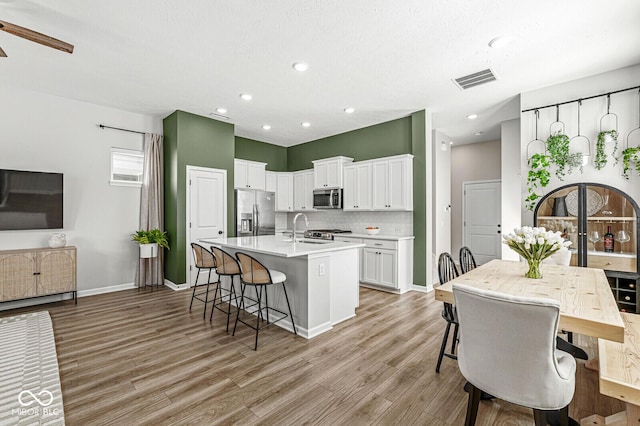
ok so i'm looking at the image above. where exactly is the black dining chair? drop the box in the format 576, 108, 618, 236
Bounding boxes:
436, 252, 460, 373
459, 246, 477, 274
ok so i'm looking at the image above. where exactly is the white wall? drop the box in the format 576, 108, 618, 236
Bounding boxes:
432, 130, 452, 259
501, 118, 521, 260
0, 85, 163, 295
520, 64, 640, 225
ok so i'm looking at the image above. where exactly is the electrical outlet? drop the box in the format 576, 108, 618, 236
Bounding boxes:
319, 263, 325, 276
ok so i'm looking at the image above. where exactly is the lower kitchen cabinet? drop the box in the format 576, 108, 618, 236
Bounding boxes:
362, 247, 396, 287
334, 236, 414, 293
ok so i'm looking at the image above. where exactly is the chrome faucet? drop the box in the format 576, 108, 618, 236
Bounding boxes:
293, 213, 309, 242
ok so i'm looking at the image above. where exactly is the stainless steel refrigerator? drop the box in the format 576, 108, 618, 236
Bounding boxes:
235, 189, 276, 237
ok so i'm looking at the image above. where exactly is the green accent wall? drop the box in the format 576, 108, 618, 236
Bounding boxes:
235, 137, 288, 171
163, 110, 235, 285
411, 111, 427, 287
287, 118, 413, 171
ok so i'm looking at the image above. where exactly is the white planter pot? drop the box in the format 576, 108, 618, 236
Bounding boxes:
139, 243, 158, 258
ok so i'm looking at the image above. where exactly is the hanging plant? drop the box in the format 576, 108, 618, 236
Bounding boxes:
546, 131, 583, 179
595, 130, 619, 170
525, 153, 551, 211
620, 146, 640, 180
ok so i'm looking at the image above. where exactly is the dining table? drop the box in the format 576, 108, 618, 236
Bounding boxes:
434, 259, 625, 343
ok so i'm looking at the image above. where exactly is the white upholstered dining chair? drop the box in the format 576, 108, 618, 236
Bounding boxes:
453, 283, 576, 426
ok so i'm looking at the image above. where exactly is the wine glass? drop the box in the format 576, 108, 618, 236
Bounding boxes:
601, 194, 613, 215
615, 229, 630, 253
588, 230, 601, 251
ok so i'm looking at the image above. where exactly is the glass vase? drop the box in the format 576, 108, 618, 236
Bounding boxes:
525, 259, 542, 279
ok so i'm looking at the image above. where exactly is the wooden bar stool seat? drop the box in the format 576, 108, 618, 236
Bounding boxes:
232, 251, 297, 350
209, 246, 242, 332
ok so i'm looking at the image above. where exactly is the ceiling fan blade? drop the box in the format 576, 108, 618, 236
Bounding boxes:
0, 20, 73, 54
0, 45, 6, 57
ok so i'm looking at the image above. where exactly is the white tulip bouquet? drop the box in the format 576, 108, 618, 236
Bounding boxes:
503, 226, 572, 278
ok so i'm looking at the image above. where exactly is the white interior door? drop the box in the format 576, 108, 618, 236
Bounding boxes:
463, 180, 501, 265
187, 166, 226, 286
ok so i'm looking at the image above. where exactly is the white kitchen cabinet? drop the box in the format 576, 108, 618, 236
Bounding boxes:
265, 171, 277, 192
276, 172, 294, 211
361, 240, 398, 288
371, 154, 413, 210
234, 159, 266, 190
359, 237, 414, 293
293, 169, 315, 211
312, 156, 353, 189
343, 162, 372, 210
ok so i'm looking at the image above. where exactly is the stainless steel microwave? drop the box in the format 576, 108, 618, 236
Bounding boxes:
313, 188, 343, 209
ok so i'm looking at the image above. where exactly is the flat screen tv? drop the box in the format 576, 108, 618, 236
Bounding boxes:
0, 169, 63, 231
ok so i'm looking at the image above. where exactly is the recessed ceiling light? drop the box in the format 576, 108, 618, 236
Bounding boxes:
292, 62, 309, 72
450, 141, 454, 145
344, 107, 355, 114
467, 114, 478, 120
488, 36, 511, 49
474, 132, 484, 136
262, 124, 271, 130
301, 122, 311, 127
240, 93, 252, 101
216, 107, 227, 114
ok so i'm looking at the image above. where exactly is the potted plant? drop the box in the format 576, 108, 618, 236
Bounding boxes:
132, 228, 170, 258
546, 131, 583, 178
525, 153, 551, 211
620, 146, 640, 180
595, 130, 619, 170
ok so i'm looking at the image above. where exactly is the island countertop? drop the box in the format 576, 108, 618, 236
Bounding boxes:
199, 235, 365, 258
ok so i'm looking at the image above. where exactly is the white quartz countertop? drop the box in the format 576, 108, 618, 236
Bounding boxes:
199, 235, 365, 258
343, 233, 414, 241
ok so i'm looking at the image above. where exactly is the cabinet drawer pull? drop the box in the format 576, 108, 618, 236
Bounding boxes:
33, 272, 41, 275
374, 243, 383, 246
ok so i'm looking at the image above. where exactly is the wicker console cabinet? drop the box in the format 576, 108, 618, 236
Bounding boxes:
0, 246, 77, 304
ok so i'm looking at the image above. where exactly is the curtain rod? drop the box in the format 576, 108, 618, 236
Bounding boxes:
521, 85, 640, 113
99, 124, 145, 135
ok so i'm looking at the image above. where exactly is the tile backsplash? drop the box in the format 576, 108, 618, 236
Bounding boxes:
276, 211, 413, 236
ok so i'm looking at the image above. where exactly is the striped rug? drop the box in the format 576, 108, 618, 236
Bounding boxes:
0, 311, 65, 425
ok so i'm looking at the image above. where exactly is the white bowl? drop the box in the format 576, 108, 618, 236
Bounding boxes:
365, 228, 380, 235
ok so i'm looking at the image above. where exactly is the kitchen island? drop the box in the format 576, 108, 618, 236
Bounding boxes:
199, 235, 365, 339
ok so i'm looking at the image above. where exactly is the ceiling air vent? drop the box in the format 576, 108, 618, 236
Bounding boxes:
453, 68, 497, 90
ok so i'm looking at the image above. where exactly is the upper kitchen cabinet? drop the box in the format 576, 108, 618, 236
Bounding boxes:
343, 162, 372, 211
276, 172, 294, 212
371, 154, 414, 211
534, 183, 639, 312
293, 169, 316, 211
265, 171, 277, 192
234, 159, 266, 190
312, 156, 354, 189
265, 171, 293, 211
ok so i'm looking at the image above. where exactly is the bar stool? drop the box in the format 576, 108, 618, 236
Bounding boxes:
209, 246, 242, 332
233, 252, 297, 350
189, 243, 217, 318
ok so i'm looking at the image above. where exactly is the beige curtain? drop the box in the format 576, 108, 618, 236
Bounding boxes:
137, 133, 164, 287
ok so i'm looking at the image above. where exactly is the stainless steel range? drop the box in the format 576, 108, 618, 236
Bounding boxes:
304, 229, 352, 240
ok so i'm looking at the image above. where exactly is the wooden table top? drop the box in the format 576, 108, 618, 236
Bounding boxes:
599, 312, 640, 406
435, 259, 625, 343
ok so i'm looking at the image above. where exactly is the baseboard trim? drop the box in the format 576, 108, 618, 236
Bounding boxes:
411, 284, 433, 293
78, 282, 136, 297
163, 279, 190, 291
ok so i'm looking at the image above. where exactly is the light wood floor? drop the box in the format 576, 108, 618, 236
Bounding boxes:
1, 285, 624, 425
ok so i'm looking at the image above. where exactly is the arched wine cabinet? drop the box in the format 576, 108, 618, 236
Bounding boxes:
534, 183, 639, 313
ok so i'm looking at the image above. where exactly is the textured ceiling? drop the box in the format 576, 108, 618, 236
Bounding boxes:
2, 0, 639, 147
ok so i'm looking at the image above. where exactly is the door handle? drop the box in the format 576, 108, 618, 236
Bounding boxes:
218, 230, 223, 235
